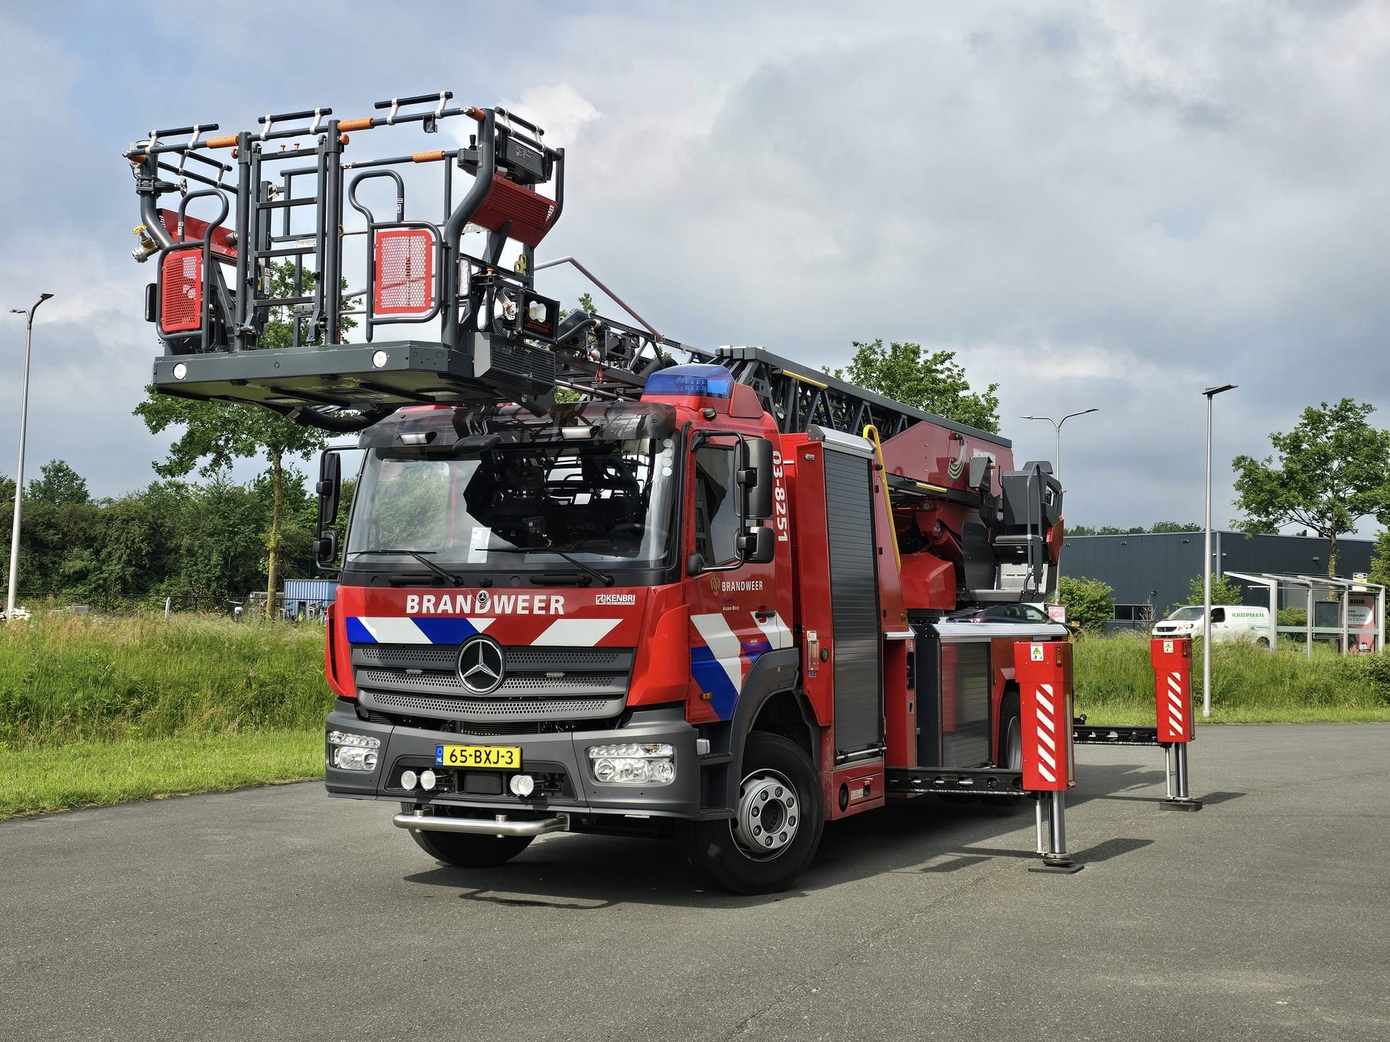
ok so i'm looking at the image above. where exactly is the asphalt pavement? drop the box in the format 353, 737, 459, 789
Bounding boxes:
3, 724, 1388, 1042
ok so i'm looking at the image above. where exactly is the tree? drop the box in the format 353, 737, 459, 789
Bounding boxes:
1150, 521, 1201, 533
1232, 399, 1390, 577
1186, 574, 1244, 606
1370, 530, 1390, 590
1057, 576, 1114, 631
833, 340, 1000, 433
27, 460, 90, 506
135, 263, 350, 618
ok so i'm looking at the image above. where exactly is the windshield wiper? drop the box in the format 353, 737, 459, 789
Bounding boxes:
349, 549, 467, 587
485, 547, 615, 587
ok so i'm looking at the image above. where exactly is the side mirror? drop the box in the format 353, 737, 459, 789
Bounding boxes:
687, 552, 706, 577
315, 529, 339, 569
316, 451, 342, 529
739, 437, 774, 521
737, 525, 775, 565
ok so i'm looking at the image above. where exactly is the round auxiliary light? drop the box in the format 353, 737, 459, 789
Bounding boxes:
400, 769, 418, 791
419, 769, 437, 791
508, 774, 535, 798
173, 363, 188, 381
371, 350, 388, 369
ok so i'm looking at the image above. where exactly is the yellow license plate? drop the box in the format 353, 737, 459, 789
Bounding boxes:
434, 744, 521, 770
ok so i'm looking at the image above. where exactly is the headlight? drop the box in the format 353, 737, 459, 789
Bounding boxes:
328, 730, 381, 772
587, 743, 676, 786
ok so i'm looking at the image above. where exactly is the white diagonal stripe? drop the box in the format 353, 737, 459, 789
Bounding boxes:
1036, 742, 1056, 769
1038, 763, 1056, 783
470, 617, 495, 633
357, 617, 429, 644
1168, 714, 1185, 734
1036, 690, 1055, 715
754, 611, 793, 650
691, 612, 744, 694
1037, 709, 1055, 734
1035, 723, 1056, 751
531, 618, 621, 647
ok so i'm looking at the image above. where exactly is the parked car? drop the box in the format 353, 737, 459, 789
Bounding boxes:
1152, 604, 1274, 647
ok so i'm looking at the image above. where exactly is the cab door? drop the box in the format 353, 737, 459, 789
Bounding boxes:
684, 436, 786, 722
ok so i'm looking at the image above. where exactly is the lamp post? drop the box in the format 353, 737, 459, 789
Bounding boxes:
1201, 383, 1237, 718
1021, 409, 1099, 590
1020, 408, 1100, 486
5, 292, 54, 620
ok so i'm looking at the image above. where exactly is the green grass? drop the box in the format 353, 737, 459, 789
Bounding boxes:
0, 730, 323, 819
1, 614, 333, 820
4, 614, 1389, 821
1073, 631, 1390, 725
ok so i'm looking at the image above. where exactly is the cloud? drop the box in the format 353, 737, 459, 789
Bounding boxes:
3, 1, 1390, 532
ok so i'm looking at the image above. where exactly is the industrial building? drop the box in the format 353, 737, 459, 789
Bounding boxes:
1063, 530, 1376, 624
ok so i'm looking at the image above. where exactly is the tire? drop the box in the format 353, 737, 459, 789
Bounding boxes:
402, 805, 534, 868
999, 687, 1022, 770
689, 732, 824, 894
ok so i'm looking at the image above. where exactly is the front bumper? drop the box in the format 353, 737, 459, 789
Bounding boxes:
324, 700, 707, 820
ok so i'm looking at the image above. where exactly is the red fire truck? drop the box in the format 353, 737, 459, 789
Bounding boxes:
126, 95, 1068, 892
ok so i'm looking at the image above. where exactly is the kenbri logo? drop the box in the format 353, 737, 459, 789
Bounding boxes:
595, 592, 637, 605
404, 593, 566, 615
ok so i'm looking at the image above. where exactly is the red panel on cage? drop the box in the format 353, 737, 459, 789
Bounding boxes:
156, 209, 236, 260
373, 228, 435, 315
471, 174, 557, 247
159, 246, 204, 334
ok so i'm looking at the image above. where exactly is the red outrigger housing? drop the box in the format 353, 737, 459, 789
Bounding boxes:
158, 245, 203, 334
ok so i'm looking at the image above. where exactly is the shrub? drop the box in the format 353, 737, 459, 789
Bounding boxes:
1058, 576, 1115, 631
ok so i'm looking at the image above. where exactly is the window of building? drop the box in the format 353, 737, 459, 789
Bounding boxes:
1114, 603, 1154, 622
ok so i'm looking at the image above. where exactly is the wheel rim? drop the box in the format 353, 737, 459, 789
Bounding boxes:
1005, 716, 1022, 771
730, 767, 800, 862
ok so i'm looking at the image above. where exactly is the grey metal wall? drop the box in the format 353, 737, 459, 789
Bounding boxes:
1062, 531, 1375, 617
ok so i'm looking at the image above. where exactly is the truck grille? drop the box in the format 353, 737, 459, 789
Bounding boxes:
351, 644, 633, 723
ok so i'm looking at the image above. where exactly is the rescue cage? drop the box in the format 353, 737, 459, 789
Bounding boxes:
127, 93, 701, 429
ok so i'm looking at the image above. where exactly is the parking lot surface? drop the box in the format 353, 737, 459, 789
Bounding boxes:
3, 724, 1388, 1041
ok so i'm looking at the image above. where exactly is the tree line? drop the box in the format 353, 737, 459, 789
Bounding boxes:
0, 459, 332, 612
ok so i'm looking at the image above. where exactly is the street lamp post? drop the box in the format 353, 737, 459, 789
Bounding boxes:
5, 292, 54, 620
1021, 408, 1099, 589
1201, 383, 1237, 718
1020, 408, 1100, 487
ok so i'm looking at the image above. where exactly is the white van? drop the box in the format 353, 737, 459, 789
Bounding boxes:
1153, 604, 1274, 647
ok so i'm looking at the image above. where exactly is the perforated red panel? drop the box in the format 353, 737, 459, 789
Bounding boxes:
470, 174, 557, 247
373, 228, 435, 315
159, 246, 203, 334
156, 209, 236, 259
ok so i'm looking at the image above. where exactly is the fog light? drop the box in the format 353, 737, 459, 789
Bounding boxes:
372, 350, 388, 369
587, 743, 676, 786
420, 769, 437, 791
400, 769, 418, 791
173, 363, 188, 380
509, 774, 535, 797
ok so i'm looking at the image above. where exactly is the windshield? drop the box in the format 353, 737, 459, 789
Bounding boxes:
1167, 607, 1204, 622
346, 435, 679, 573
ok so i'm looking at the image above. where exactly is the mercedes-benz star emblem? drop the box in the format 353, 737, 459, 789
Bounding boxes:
457, 635, 505, 695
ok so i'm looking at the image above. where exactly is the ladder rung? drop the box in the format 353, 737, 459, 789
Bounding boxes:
256, 245, 317, 258
260, 197, 319, 210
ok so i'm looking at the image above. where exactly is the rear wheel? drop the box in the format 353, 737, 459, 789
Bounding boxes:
999, 687, 1022, 770
690, 733, 823, 894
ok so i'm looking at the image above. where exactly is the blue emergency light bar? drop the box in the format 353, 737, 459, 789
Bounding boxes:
644, 364, 734, 398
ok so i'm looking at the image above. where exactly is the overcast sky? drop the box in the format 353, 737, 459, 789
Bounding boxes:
2, 1, 1389, 533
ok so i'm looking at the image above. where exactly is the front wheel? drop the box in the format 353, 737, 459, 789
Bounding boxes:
689, 733, 824, 894
403, 805, 534, 867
